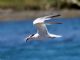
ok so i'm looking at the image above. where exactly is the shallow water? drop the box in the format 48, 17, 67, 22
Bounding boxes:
0, 18, 80, 60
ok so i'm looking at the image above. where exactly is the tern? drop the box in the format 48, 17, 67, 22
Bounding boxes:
25, 14, 62, 42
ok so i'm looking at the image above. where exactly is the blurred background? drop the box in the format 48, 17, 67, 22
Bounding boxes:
0, 0, 80, 60
0, 0, 80, 20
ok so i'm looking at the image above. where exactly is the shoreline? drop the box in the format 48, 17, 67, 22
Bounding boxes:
0, 9, 80, 21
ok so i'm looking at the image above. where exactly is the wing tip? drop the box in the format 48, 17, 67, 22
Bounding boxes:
51, 14, 61, 18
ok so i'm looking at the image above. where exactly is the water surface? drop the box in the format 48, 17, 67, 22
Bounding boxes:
0, 18, 80, 60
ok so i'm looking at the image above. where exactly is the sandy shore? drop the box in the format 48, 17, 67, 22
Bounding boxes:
0, 9, 80, 21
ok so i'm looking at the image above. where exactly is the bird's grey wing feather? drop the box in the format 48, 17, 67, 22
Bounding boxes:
34, 23, 49, 37
43, 14, 61, 18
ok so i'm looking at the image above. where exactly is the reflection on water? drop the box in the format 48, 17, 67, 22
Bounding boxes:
0, 18, 80, 60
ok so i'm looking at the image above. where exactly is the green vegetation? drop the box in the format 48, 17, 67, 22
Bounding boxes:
0, 0, 80, 11
0, 0, 25, 10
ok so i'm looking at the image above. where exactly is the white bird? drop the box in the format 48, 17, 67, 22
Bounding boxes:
25, 14, 62, 42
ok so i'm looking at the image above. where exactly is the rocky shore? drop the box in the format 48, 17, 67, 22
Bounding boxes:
0, 9, 80, 21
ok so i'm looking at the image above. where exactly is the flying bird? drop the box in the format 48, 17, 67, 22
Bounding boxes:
25, 14, 62, 42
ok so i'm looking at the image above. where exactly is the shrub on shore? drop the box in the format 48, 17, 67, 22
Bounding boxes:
0, 0, 80, 11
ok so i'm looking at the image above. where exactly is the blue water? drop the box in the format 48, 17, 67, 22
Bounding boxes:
0, 18, 80, 60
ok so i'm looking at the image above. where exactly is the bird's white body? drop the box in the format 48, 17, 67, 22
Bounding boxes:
25, 14, 62, 41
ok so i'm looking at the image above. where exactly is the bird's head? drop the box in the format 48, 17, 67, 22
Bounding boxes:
25, 34, 34, 42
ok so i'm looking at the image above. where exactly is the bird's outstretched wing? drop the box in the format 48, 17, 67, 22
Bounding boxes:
33, 14, 61, 24
43, 14, 61, 18
33, 14, 61, 37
